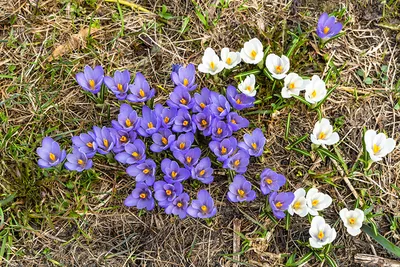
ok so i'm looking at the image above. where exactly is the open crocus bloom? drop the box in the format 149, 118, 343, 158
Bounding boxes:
309, 216, 337, 248
310, 118, 340, 146
198, 48, 225, 75
281, 72, 305, 98
238, 74, 256, 97
364, 129, 396, 162
339, 208, 364, 236
306, 188, 332, 216
265, 54, 290, 80
240, 38, 264, 64
288, 188, 308, 217
75, 65, 104, 94
317, 13, 343, 39
304, 75, 327, 104
221, 47, 241, 69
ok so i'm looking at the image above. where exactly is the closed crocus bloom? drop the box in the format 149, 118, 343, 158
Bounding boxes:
161, 159, 191, 183
309, 216, 337, 248
317, 13, 343, 39
165, 193, 190, 219
210, 93, 231, 119
193, 87, 213, 113
211, 120, 232, 141
340, 208, 364, 236
209, 136, 237, 162
64, 149, 93, 172
259, 168, 286, 195
124, 182, 155, 211
111, 103, 140, 132
126, 159, 156, 186
150, 128, 175, 152
170, 63, 197, 91
192, 107, 214, 136
71, 131, 97, 158
75, 65, 104, 94
269, 192, 295, 219
37, 137, 66, 168
288, 188, 308, 217
93, 126, 117, 155
187, 189, 217, 219
281, 72, 305, 98
127, 72, 155, 103
198, 47, 224, 75
191, 157, 214, 184
226, 85, 255, 110
238, 74, 256, 97
153, 181, 183, 208
104, 70, 130, 100
227, 112, 249, 132
172, 108, 196, 133
138, 105, 161, 137
170, 132, 194, 154
167, 86, 194, 110
310, 118, 340, 146
304, 75, 327, 104
265, 54, 290, 80
306, 188, 332, 216
227, 175, 256, 203
223, 150, 250, 174
221, 47, 241, 69
115, 139, 146, 165
174, 147, 201, 169
238, 128, 266, 157
364, 130, 396, 162
240, 38, 264, 64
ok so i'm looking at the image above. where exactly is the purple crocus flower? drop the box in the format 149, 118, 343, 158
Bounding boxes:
260, 168, 286, 195
167, 86, 194, 110
111, 103, 140, 132
71, 131, 97, 158
153, 181, 183, 208
269, 191, 295, 219
211, 120, 232, 141
187, 189, 217, 219
171, 63, 197, 91
227, 112, 249, 132
126, 159, 156, 186
112, 130, 137, 154
75, 65, 104, 94
238, 128, 266, 157
93, 126, 117, 154
316, 13, 343, 39
115, 139, 146, 164
104, 70, 130, 100
209, 136, 237, 162
172, 108, 196, 133
223, 150, 250, 174
170, 132, 194, 154
161, 159, 191, 183
227, 175, 256, 202
191, 157, 214, 184
37, 137, 66, 168
165, 193, 190, 219
137, 105, 161, 137
193, 87, 213, 113
154, 104, 177, 128
127, 72, 155, 102
226, 85, 255, 110
192, 107, 213, 136
124, 182, 155, 211
64, 149, 93, 172
171, 64, 182, 73
174, 147, 201, 169
210, 93, 231, 119
150, 128, 175, 152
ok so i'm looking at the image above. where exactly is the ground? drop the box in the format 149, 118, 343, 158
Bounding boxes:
0, 0, 400, 266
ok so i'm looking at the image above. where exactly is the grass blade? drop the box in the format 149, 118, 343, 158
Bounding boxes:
285, 251, 313, 266
361, 224, 400, 257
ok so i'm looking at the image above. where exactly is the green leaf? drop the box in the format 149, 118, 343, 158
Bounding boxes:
364, 77, 373, 85
291, 94, 311, 107
325, 254, 338, 267
381, 65, 388, 73
285, 251, 313, 266
180, 17, 190, 34
394, 102, 399, 110
290, 147, 312, 158
234, 69, 261, 79
286, 134, 309, 149
361, 224, 400, 257
356, 69, 364, 78
285, 113, 291, 140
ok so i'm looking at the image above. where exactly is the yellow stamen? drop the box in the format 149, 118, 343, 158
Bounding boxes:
246, 85, 252, 91
236, 98, 241, 104
177, 202, 183, 208
318, 132, 326, 140
275, 65, 283, 73
199, 169, 205, 176
251, 143, 257, 150
171, 171, 177, 178
226, 57, 232, 65
234, 159, 240, 166
311, 90, 317, 98
289, 83, 295, 89
250, 50, 257, 59
293, 201, 301, 210
164, 117, 170, 123
139, 193, 146, 199
318, 231, 324, 240
323, 26, 330, 34
86, 142, 93, 148
237, 189, 245, 197
103, 139, 109, 148
180, 98, 187, 105
201, 205, 208, 212
89, 79, 95, 89
201, 119, 208, 126
348, 218, 356, 225
200, 103, 206, 109
139, 89, 145, 98
161, 137, 168, 145
231, 119, 236, 124
132, 151, 140, 158
217, 128, 223, 135
147, 122, 154, 129
183, 78, 189, 86
49, 153, 56, 161
117, 83, 123, 92
183, 120, 188, 126
210, 61, 215, 70
217, 106, 224, 113
179, 142, 185, 149
221, 146, 227, 154
77, 159, 84, 165
125, 118, 132, 127
143, 169, 150, 174
120, 136, 127, 142
275, 202, 283, 208
166, 189, 172, 196
186, 156, 192, 163
373, 144, 380, 154
265, 178, 272, 185
312, 199, 319, 206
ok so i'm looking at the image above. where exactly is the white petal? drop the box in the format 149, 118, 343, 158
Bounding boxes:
198, 64, 210, 74
221, 47, 229, 61
364, 130, 377, 148
324, 132, 340, 145
347, 227, 361, 236
309, 238, 322, 248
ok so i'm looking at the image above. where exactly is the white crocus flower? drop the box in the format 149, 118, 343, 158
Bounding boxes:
198, 47, 225, 75
265, 54, 290, 79
339, 208, 364, 236
310, 118, 340, 146
238, 74, 256, 97
364, 130, 396, 162
309, 216, 337, 249
221, 48, 241, 69
240, 38, 264, 64
288, 188, 308, 217
306, 188, 332, 216
281, 72, 306, 98
304, 75, 327, 104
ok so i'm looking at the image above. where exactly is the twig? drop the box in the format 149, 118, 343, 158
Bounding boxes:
233, 219, 241, 266
354, 254, 400, 266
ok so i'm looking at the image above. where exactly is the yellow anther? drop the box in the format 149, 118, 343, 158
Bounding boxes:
139, 89, 145, 98
183, 78, 189, 86
323, 26, 330, 34
147, 122, 154, 129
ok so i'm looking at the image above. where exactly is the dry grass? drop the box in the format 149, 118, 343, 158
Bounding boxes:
1, 0, 399, 266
